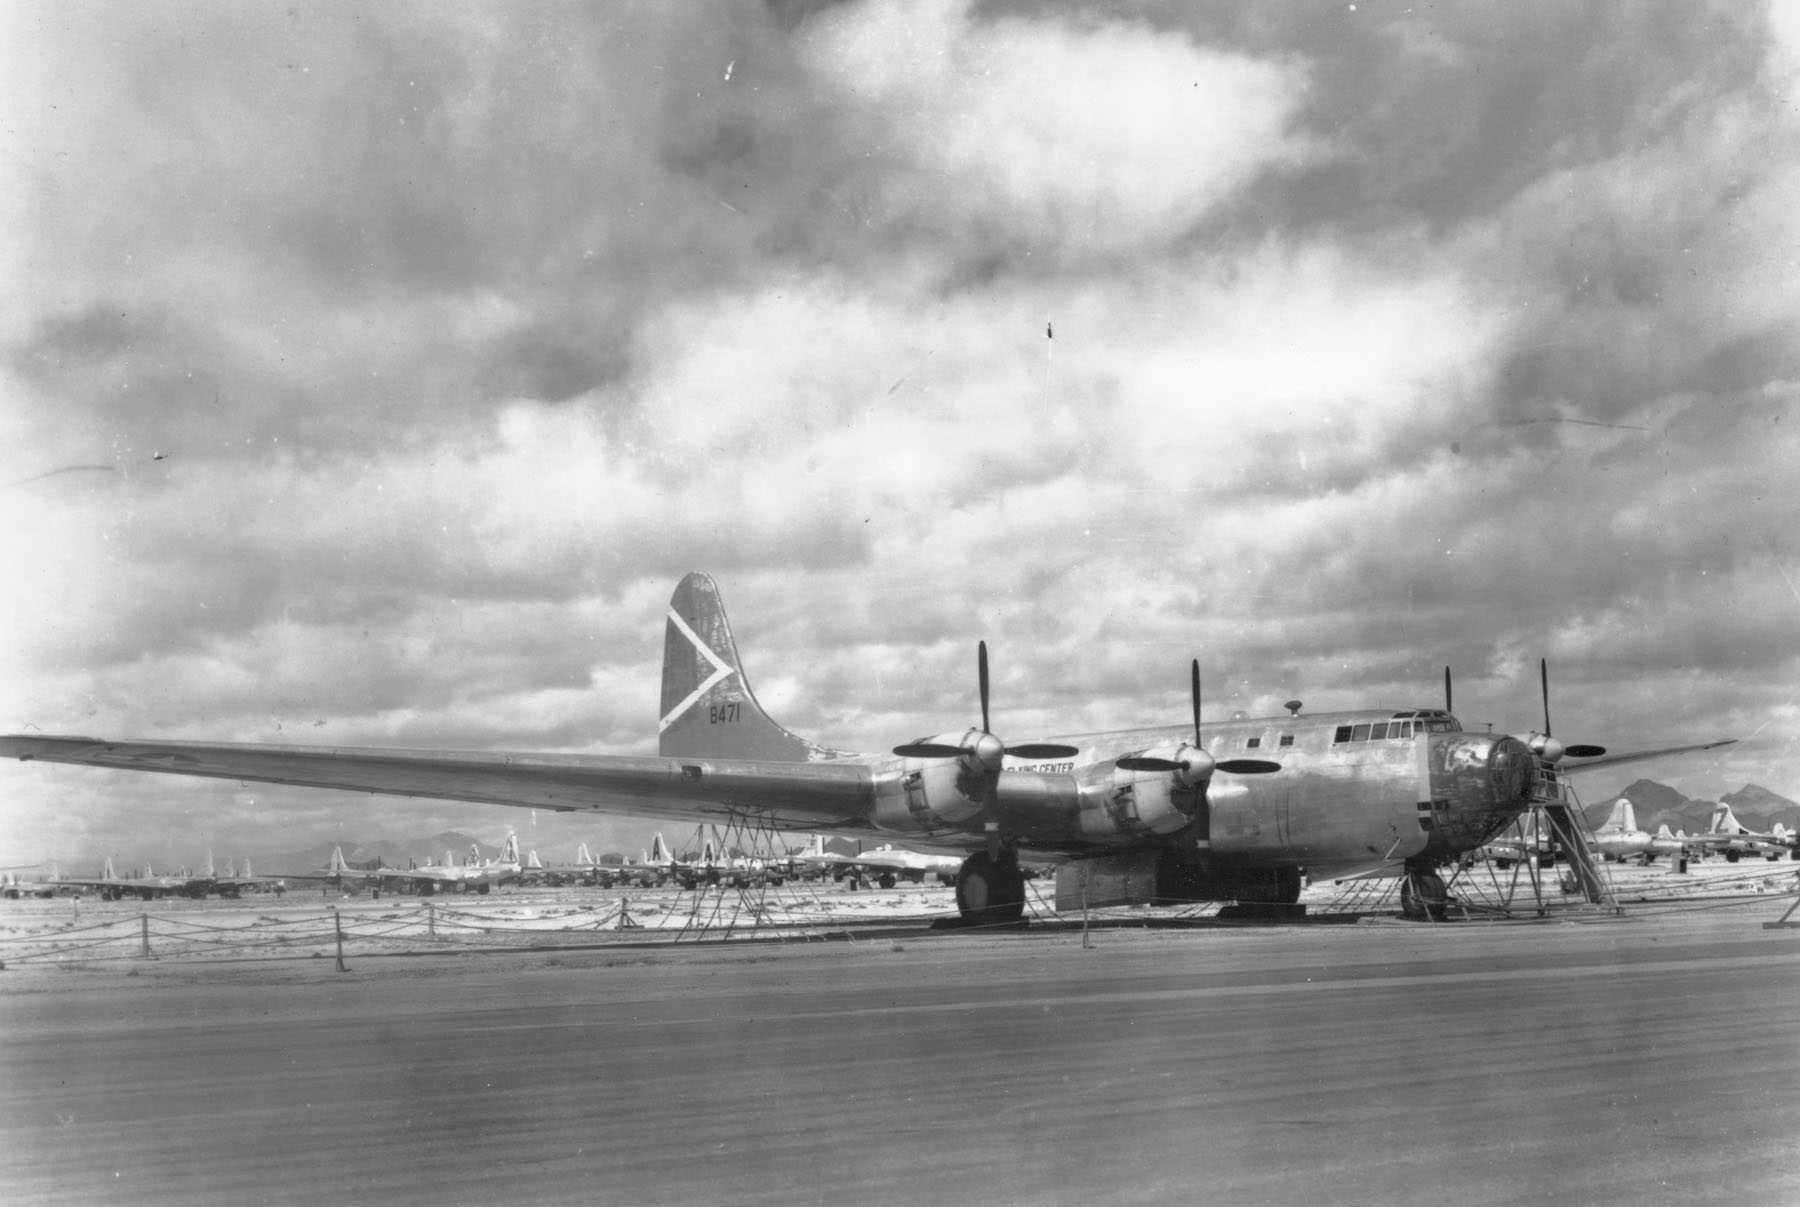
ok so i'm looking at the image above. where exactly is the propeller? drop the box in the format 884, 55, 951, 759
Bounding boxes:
1535, 657, 1606, 761
892, 642, 1080, 766
1444, 665, 1453, 714
1116, 661, 1282, 780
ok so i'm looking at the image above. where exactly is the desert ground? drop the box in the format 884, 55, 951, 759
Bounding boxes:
1, 866, 1797, 1207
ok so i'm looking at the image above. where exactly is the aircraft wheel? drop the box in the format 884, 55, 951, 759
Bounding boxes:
1400, 869, 1449, 922
878, 873, 897, 890
955, 852, 1025, 925
1725, 850, 1740, 863
476, 883, 491, 895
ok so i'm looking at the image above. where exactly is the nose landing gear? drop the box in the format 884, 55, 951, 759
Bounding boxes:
1401, 865, 1450, 922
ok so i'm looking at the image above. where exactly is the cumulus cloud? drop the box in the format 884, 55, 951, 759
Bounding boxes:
2, 2, 1799, 867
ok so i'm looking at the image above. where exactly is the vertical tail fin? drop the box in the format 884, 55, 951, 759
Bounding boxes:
651, 832, 673, 865
500, 834, 520, 866
659, 572, 836, 761
576, 841, 593, 866
103, 856, 117, 880
329, 846, 348, 873
1708, 803, 1736, 835
1601, 798, 1636, 835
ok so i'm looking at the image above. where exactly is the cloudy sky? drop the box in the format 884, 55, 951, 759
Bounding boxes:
4, 1, 1799, 870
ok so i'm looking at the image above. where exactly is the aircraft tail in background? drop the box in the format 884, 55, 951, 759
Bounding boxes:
1598, 798, 1638, 835
649, 832, 675, 866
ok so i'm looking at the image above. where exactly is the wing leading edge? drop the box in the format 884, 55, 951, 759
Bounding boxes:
1559, 738, 1737, 774
0, 736, 877, 830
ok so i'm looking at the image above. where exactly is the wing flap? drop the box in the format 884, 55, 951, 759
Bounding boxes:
0, 735, 876, 829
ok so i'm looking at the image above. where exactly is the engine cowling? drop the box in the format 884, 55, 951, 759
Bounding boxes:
1074, 746, 1207, 840
874, 731, 993, 830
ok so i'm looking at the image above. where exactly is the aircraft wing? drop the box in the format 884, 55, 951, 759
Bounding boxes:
0, 734, 878, 829
1560, 739, 1737, 773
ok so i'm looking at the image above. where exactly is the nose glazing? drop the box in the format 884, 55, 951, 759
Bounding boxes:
1487, 735, 1533, 806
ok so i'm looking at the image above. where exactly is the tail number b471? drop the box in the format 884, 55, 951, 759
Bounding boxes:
708, 702, 741, 725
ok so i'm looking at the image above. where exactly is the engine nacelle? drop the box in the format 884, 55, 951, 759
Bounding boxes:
874, 734, 991, 830
1518, 732, 1565, 765
1073, 751, 1203, 840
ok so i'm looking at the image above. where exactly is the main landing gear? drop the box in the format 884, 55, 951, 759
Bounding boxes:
953, 849, 1026, 926
1401, 864, 1450, 922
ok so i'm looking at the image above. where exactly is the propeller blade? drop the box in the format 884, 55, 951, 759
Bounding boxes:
1117, 755, 1185, 773
1541, 657, 1552, 738
1191, 660, 1202, 746
1005, 743, 1080, 760
1216, 759, 1282, 775
1564, 744, 1607, 759
1444, 665, 1453, 714
978, 640, 991, 735
892, 743, 966, 759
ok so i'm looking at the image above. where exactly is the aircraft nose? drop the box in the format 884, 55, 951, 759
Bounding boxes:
1432, 732, 1536, 844
1487, 734, 1534, 807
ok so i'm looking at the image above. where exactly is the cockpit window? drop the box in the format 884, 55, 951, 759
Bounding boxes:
1351, 723, 1370, 741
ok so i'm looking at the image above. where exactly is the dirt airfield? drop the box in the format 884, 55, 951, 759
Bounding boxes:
2, 870, 1798, 1207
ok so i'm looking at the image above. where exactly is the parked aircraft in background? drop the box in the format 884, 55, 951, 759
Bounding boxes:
271, 846, 394, 894
51, 858, 212, 901
1590, 799, 1688, 864
197, 853, 280, 897
0, 573, 1736, 927
816, 842, 961, 888
1, 868, 63, 899
519, 845, 582, 886
1702, 803, 1797, 862
382, 835, 522, 895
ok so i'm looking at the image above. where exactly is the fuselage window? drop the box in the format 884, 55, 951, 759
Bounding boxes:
1351, 723, 1371, 741
1394, 721, 1412, 738
1278, 734, 1294, 748
1334, 726, 1353, 743
1246, 736, 1261, 749
1369, 722, 1389, 740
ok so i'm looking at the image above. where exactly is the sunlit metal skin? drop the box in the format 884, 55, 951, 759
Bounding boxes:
870, 713, 1538, 878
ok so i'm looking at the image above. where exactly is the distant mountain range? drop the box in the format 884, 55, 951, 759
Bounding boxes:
1580, 780, 1800, 835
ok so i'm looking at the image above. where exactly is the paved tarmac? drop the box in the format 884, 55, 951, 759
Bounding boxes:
3, 905, 1798, 1207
